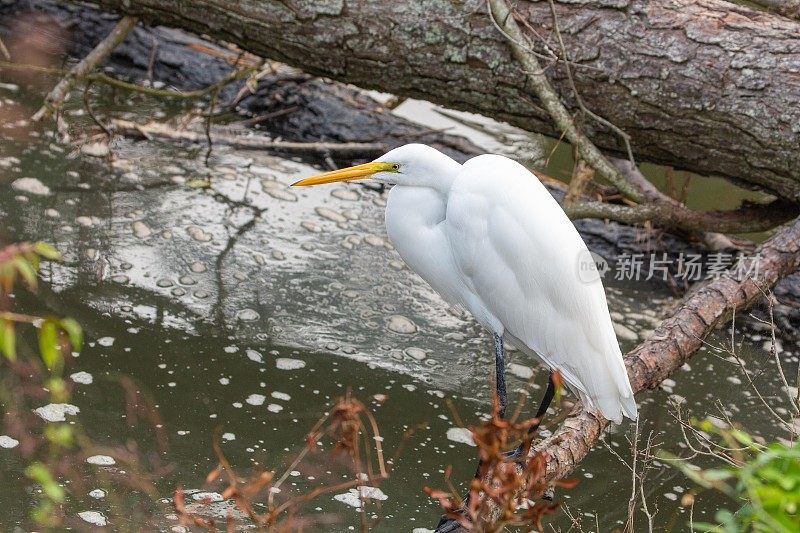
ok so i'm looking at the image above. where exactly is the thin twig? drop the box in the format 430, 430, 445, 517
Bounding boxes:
0, 36, 10, 61
1, 60, 259, 101
83, 80, 111, 137
546, 0, 635, 164
486, 0, 646, 202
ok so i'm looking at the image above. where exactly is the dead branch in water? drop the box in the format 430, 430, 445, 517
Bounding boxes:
109, 119, 387, 155
32, 16, 137, 121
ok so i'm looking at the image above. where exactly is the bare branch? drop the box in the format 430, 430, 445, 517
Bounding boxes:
32, 16, 137, 121
486, 0, 651, 203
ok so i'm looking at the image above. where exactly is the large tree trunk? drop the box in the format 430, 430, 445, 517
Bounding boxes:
85, 0, 800, 200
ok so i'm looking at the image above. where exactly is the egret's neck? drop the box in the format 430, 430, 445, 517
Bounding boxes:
384, 184, 464, 306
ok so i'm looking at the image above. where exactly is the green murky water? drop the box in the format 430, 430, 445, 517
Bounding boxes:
0, 80, 796, 532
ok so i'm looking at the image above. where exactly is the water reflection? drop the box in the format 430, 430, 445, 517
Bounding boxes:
0, 92, 796, 531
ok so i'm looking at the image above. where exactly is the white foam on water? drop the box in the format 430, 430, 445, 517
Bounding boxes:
246, 349, 263, 363
333, 486, 388, 509
271, 391, 291, 401
446, 427, 475, 447
12, 177, 50, 196
34, 403, 80, 422
70, 371, 93, 385
0, 435, 19, 448
86, 455, 116, 466
192, 492, 224, 502
246, 394, 266, 406
97, 336, 115, 347
275, 358, 305, 370
78, 511, 107, 526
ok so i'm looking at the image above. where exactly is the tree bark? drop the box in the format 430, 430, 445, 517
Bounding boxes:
84, 0, 800, 201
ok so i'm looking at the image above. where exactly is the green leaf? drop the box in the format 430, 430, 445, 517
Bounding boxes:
12, 256, 37, 290
44, 423, 73, 447
186, 178, 211, 188
38, 320, 61, 372
25, 462, 65, 503
58, 318, 82, 352
33, 241, 60, 261
0, 319, 15, 360
730, 429, 756, 447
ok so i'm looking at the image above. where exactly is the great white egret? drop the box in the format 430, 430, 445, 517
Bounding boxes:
292, 144, 637, 429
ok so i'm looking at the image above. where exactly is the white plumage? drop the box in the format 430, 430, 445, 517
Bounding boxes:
294, 144, 637, 424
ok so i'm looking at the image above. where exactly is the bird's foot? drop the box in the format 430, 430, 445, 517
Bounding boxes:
434, 510, 468, 533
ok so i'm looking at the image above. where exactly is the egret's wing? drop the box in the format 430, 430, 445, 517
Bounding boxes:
444, 155, 637, 423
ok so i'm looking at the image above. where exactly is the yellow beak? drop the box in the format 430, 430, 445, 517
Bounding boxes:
291, 161, 396, 187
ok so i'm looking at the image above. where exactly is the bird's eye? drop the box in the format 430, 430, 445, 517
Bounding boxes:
391, 164, 400, 171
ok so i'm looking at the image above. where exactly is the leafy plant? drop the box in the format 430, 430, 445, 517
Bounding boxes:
661, 418, 800, 533
0, 241, 83, 526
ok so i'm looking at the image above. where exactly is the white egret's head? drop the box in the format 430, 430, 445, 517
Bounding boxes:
291, 143, 459, 189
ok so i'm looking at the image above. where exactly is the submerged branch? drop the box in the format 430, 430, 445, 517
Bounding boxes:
110, 119, 387, 155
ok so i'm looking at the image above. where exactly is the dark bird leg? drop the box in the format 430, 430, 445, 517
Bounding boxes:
506, 372, 556, 460
433, 333, 509, 533
435, 350, 558, 532
493, 332, 507, 419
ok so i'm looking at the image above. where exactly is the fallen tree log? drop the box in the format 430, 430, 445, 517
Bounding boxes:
453, 215, 800, 530
84, 0, 800, 201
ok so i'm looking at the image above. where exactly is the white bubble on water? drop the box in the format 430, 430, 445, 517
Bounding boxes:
222, 433, 235, 441
34, 403, 80, 422
246, 349, 263, 363
271, 391, 291, 401
387, 315, 417, 334
0, 435, 19, 449
237, 308, 259, 321
246, 394, 266, 406
97, 336, 115, 347
12, 177, 50, 196
187, 226, 212, 242
132, 221, 152, 238
333, 486, 388, 508
267, 404, 284, 413
78, 511, 107, 526
192, 492, 224, 502
315, 207, 347, 223
86, 455, 116, 466
70, 371, 93, 385
89, 489, 105, 499
276, 358, 306, 370
446, 428, 475, 447
508, 363, 533, 379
